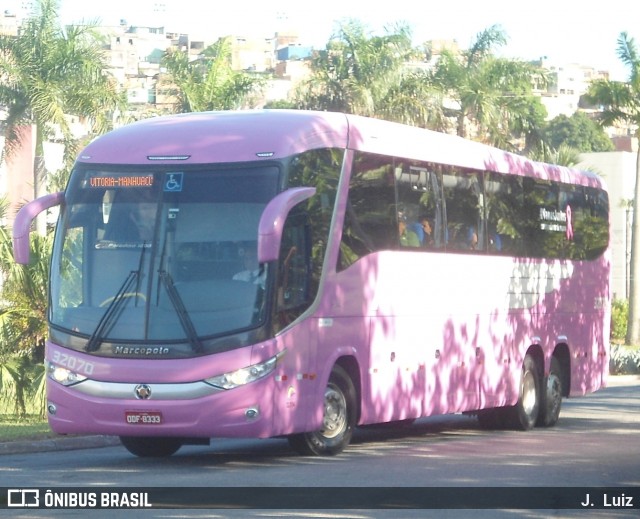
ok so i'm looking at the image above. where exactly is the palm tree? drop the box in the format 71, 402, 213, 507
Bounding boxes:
0, 199, 50, 417
430, 25, 547, 149
527, 142, 582, 167
378, 69, 450, 131
294, 20, 416, 117
160, 37, 265, 113
585, 31, 640, 345
0, 0, 124, 231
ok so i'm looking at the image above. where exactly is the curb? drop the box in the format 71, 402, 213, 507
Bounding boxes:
605, 374, 640, 386
0, 434, 121, 456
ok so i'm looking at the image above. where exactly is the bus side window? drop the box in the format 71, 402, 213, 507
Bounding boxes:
484, 172, 524, 255
338, 152, 396, 270
443, 169, 484, 252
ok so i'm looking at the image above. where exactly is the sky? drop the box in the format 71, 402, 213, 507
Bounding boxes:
8, 0, 640, 80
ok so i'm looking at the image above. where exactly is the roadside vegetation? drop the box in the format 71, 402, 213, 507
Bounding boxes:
610, 299, 640, 374
0, 1, 638, 442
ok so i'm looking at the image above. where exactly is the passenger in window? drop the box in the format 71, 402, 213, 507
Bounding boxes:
105, 203, 156, 243
398, 212, 420, 247
467, 226, 479, 250
420, 217, 435, 247
488, 230, 502, 251
233, 247, 265, 288
129, 203, 156, 241
408, 216, 435, 247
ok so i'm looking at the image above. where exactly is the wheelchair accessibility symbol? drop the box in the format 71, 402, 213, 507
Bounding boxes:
164, 172, 183, 192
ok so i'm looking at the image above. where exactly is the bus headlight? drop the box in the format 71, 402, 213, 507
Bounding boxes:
205, 355, 279, 390
46, 361, 87, 386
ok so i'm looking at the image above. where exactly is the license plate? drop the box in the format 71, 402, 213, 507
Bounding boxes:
125, 411, 162, 425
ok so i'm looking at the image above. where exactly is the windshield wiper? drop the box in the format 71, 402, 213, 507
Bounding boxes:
159, 270, 203, 353
85, 270, 139, 352
85, 242, 147, 353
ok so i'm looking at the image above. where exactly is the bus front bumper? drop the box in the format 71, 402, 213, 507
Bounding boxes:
45, 376, 275, 439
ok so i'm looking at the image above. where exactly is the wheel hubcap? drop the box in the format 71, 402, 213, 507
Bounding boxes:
522, 371, 537, 416
320, 384, 347, 439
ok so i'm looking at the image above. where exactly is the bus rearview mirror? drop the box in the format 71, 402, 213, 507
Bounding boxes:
257, 187, 316, 263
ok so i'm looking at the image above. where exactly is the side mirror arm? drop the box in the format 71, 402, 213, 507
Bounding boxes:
257, 187, 316, 262
12, 191, 65, 264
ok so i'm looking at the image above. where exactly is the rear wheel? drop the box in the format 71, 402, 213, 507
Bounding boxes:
120, 436, 182, 457
537, 356, 563, 427
509, 354, 541, 430
288, 365, 356, 456
476, 407, 509, 429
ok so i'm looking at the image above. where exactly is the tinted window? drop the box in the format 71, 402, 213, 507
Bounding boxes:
339, 153, 396, 269
339, 152, 609, 268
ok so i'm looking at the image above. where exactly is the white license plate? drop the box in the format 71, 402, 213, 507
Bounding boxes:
125, 411, 163, 425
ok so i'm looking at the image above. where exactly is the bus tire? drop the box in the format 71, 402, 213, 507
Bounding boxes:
509, 354, 541, 430
288, 365, 356, 456
477, 408, 509, 429
120, 436, 182, 457
537, 356, 563, 427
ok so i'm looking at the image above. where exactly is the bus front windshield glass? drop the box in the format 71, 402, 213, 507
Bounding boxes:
50, 166, 280, 347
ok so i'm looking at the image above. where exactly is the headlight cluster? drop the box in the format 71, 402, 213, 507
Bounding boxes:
46, 361, 87, 386
205, 355, 278, 390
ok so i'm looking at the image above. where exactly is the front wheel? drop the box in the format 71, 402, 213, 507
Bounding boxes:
288, 365, 357, 456
120, 436, 182, 457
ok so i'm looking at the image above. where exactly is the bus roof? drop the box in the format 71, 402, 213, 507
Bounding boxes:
77, 110, 605, 190
78, 110, 350, 166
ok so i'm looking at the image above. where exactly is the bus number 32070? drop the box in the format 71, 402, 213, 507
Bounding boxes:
51, 350, 96, 376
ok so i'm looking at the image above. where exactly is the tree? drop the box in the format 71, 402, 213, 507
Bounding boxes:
584, 32, 640, 344
430, 25, 548, 150
377, 68, 450, 131
527, 142, 582, 167
294, 20, 416, 117
160, 37, 265, 113
0, 0, 124, 231
542, 112, 615, 152
0, 199, 49, 416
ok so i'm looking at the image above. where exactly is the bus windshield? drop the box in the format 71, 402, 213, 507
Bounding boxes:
50, 166, 280, 350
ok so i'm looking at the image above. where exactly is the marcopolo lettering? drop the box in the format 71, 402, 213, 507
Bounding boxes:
114, 346, 170, 356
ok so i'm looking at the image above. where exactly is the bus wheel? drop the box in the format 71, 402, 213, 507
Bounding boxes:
477, 408, 509, 429
288, 365, 356, 456
120, 436, 182, 457
510, 354, 540, 430
537, 356, 563, 427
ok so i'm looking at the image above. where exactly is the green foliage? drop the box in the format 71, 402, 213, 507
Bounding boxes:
541, 112, 615, 152
610, 344, 640, 374
0, 0, 125, 201
0, 414, 50, 441
264, 99, 297, 109
585, 31, 640, 345
429, 25, 548, 149
160, 37, 265, 113
293, 20, 417, 118
527, 142, 582, 167
611, 298, 629, 343
0, 198, 51, 419
294, 21, 546, 150
0, 356, 46, 417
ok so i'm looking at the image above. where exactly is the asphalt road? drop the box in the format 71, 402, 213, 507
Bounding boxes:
1, 375, 639, 519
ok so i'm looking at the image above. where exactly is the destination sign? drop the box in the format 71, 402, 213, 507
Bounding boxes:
88, 175, 154, 188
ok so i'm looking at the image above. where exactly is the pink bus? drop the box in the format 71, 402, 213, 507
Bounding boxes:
13, 110, 610, 457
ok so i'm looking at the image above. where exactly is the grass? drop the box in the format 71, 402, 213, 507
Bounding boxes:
0, 414, 55, 443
